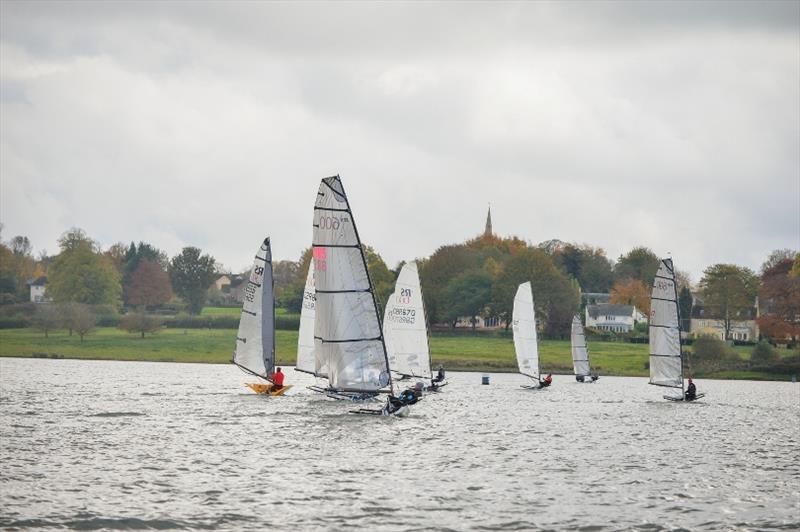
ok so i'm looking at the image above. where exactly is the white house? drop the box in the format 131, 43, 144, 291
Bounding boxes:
213, 275, 232, 291
585, 304, 646, 333
28, 276, 50, 303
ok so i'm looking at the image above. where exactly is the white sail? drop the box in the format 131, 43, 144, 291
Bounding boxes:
383, 261, 432, 379
571, 314, 590, 377
649, 258, 683, 388
295, 262, 319, 375
233, 238, 274, 379
512, 282, 539, 379
312, 176, 391, 393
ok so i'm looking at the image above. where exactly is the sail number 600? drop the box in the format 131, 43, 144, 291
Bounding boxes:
319, 216, 341, 230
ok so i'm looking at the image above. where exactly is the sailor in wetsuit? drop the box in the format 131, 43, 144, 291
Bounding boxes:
685, 378, 697, 401
576, 375, 585, 383
432, 365, 445, 383
540, 374, 553, 388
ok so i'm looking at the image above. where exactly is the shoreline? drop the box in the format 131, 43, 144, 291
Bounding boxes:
0, 353, 793, 382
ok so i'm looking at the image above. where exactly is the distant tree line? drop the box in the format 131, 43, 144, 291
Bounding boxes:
0, 225, 797, 344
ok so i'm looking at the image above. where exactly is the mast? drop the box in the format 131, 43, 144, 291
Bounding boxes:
232, 237, 274, 382
673, 258, 685, 398
312, 175, 393, 394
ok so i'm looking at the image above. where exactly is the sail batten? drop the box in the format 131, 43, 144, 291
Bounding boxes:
383, 261, 432, 380
233, 238, 274, 380
512, 282, 539, 380
571, 315, 591, 377
648, 258, 683, 388
312, 176, 391, 393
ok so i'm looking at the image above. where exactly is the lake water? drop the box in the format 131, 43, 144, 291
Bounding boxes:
0, 358, 798, 531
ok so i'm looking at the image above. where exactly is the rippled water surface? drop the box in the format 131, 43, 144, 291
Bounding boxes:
1, 358, 798, 530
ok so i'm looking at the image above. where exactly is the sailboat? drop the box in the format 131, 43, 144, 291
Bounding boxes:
649, 257, 704, 402
571, 314, 598, 382
383, 261, 445, 391
311, 175, 407, 416
295, 261, 325, 378
513, 282, 550, 389
232, 238, 292, 396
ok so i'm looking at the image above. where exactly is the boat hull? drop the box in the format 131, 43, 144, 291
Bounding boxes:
664, 393, 706, 402
246, 383, 293, 396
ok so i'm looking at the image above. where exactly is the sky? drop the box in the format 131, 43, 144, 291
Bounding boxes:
1, 1, 798, 281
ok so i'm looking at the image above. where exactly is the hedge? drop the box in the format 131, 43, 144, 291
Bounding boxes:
162, 314, 300, 331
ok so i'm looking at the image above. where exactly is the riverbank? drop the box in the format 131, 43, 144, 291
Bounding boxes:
0, 328, 796, 381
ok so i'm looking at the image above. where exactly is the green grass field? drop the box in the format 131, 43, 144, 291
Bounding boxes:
1, 327, 795, 381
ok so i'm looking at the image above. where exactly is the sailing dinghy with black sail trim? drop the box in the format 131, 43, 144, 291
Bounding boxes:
295, 262, 325, 379
312, 175, 407, 416
513, 282, 548, 389
571, 315, 598, 382
649, 257, 704, 402
383, 261, 444, 392
232, 238, 292, 396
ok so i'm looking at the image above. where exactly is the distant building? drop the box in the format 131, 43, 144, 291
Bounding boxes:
689, 303, 759, 341
484, 205, 493, 237
213, 274, 232, 292
585, 304, 646, 333
27, 276, 50, 303
582, 292, 611, 306
448, 315, 503, 330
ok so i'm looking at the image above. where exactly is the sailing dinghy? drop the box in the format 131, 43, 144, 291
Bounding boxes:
312, 175, 407, 416
571, 315, 598, 382
295, 261, 328, 380
232, 238, 292, 396
649, 257, 704, 402
383, 261, 446, 392
513, 282, 550, 389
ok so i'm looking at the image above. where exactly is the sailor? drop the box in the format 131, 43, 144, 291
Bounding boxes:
384, 395, 406, 415
432, 365, 446, 383
540, 374, 553, 388
270, 367, 285, 392
398, 385, 421, 405
576, 375, 585, 383
590, 373, 599, 382
685, 378, 697, 401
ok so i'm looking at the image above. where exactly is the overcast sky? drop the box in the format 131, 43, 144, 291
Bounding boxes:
2, 1, 798, 281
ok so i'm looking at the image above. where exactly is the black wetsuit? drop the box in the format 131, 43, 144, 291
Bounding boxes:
432, 368, 445, 383
685, 382, 697, 401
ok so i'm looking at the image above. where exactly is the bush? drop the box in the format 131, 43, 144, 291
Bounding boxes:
691, 336, 743, 373
162, 313, 300, 331
750, 341, 780, 365
0, 317, 28, 329
119, 313, 163, 338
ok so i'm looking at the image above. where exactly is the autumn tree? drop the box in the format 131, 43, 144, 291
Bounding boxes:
609, 278, 651, 315
492, 248, 580, 335
127, 260, 173, 309
614, 247, 661, 287
31, 304, 61, 338
169, 247, 217, 314
70, 304, 96, 342
122, 242, 168, 305
698, 264, 759, 341
442, 270, 493, 329
47, 229, 122, 306
419, 244, 481, 324
554, 244, 614, 292
757, 255, 800, 341
119, 312, 163, 338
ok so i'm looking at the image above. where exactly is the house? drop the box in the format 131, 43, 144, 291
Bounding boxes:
689, 305, 759, 341
585, 304, 646, 333
450, 315, 504, 330
582, 292, 611, 306
213, 274, 232, 292
27, 276, 50, 303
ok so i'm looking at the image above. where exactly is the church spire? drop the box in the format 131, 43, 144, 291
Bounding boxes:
484, 204, 493, 237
